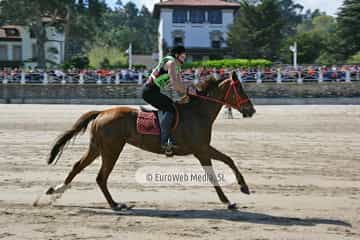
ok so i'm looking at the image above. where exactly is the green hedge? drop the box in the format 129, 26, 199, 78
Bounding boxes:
183, 59, 272, 69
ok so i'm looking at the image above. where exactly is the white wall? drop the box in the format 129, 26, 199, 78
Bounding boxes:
159, 8, 172, 58
1, 26, 65, 65
20, 27, 35, 61
159, 8, 235, 51
158, 10, 166, 59
45, 26, 65, 64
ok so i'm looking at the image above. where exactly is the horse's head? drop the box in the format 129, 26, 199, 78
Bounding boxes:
195, 71, 256, 118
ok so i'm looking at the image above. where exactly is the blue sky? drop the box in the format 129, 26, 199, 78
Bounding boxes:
105, 0, 344, 16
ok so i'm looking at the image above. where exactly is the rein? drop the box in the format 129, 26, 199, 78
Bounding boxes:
189, 79, 249, 110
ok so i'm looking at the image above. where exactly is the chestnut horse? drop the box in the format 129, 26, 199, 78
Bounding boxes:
45, 71, 256, 210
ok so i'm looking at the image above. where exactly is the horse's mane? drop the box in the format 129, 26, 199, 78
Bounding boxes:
177, 74, 230, 106
195, 74, 229, 95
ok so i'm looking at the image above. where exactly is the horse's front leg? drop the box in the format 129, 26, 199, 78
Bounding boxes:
193, 153, 237, 210
208, 145, 250, 195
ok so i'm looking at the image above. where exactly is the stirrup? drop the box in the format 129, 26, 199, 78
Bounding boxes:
165, 147, 174, 157
161, 141, 178, 157
161, 144, 173, 156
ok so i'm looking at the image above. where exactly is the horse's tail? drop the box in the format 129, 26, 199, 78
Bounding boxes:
47, 110, 102, 165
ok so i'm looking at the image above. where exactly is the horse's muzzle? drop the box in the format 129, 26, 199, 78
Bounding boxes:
242, 109, 256, 118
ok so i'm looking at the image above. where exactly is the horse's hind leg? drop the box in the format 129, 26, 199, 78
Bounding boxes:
96, 141, 126, 210
64, 141, 100, 185
46, 139, 100, 195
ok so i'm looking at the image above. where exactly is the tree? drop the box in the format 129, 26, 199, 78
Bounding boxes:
279, 0, 304, 36
123, 1, 139, 27
337, 0, 360, 60
282, 31, 325, 64
347, 51, 360, 64
228, 0, 285, 60
63, 54, 90, 69
61, 0, 107, 59
0, 0, 106, 67
297, 10, 330, 33
0, 0, 65, 68
280, 14, 340, 64
93, 4, 157, 55
115, 0, 123, 10
88, 46, 127, 69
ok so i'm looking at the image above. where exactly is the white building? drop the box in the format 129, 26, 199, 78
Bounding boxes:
0, 24, 65, 68
153, 0, 240, 61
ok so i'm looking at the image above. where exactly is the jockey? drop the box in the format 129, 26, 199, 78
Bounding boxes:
142, 45, 191, 156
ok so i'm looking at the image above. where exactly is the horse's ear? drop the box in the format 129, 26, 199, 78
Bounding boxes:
231, 71, 239, 82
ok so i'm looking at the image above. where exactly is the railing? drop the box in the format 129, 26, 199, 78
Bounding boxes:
0, 71, 146, 85
0, 70, 359, 85
237, 70, 360, 83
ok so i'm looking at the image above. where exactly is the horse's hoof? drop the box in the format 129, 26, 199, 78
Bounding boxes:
228, 203, 238, 210
241, 185, 250, 195
46, 187, 55, 195
111, 203, 135, 211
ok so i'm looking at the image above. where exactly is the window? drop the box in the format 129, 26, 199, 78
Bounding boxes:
190, 9, 205, 24
172, 30, 185, 47
210, 30, 223, 48
5, 28, 20, 37
173, 9, 187, 24
30, 29, 36, 38
208, 10, 222, 24
174, 37, 183, 46
212, 40, 221, 48
32, 44, 37, 59
12, 46, 22, 61
0, 45, 8, 60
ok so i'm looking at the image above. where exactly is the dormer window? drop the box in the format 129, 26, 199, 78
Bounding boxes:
208, 10, 222, 24
172, 30, 185, 46
174, 37, 183, 46
173, 9, 187, 24
5, 28, 20, 37
210, 30, 223, 48
212, 41, 221, 48
30, 29, 36, 38
190, 9, 205, 24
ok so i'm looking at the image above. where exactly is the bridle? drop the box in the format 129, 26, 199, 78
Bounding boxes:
188, 79, 250, 110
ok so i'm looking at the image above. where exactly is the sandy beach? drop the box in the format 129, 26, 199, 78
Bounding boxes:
0, 104, 359, 240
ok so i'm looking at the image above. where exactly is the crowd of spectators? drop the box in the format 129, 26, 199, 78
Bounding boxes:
0, 67, 150, 84
0, 65, 359, 84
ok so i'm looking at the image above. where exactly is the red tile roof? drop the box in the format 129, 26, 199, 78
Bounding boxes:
154, 0, 240, 17
156, 0, 240, 7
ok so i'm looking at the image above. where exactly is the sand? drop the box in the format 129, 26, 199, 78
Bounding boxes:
0, 104, 359, 240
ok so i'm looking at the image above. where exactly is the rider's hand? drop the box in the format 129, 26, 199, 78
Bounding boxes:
178, 95, 191, 104
186, 86, 197, 96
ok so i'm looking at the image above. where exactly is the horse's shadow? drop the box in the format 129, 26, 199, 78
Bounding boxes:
57, 205, 352, 228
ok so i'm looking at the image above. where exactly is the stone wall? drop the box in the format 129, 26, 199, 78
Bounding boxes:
244, 82, 360, 98
1, 82, 360, 105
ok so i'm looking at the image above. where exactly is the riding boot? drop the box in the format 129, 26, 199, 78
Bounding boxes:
157, 110, 176, 156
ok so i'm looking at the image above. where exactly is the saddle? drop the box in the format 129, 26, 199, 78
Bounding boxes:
136, 106, 179, 135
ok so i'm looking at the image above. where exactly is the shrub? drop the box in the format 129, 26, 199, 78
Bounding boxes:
347, 51, 360, 64
63, 55, 90, 70
183, 59, 272, 69
88, 46, 127, 69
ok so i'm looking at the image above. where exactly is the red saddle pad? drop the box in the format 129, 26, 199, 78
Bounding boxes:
136, 111, 160, 135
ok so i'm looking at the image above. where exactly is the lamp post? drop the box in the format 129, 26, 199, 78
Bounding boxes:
290, 42, 298, 70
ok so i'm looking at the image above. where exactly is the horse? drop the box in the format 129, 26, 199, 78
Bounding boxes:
44, 71, 256, 210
